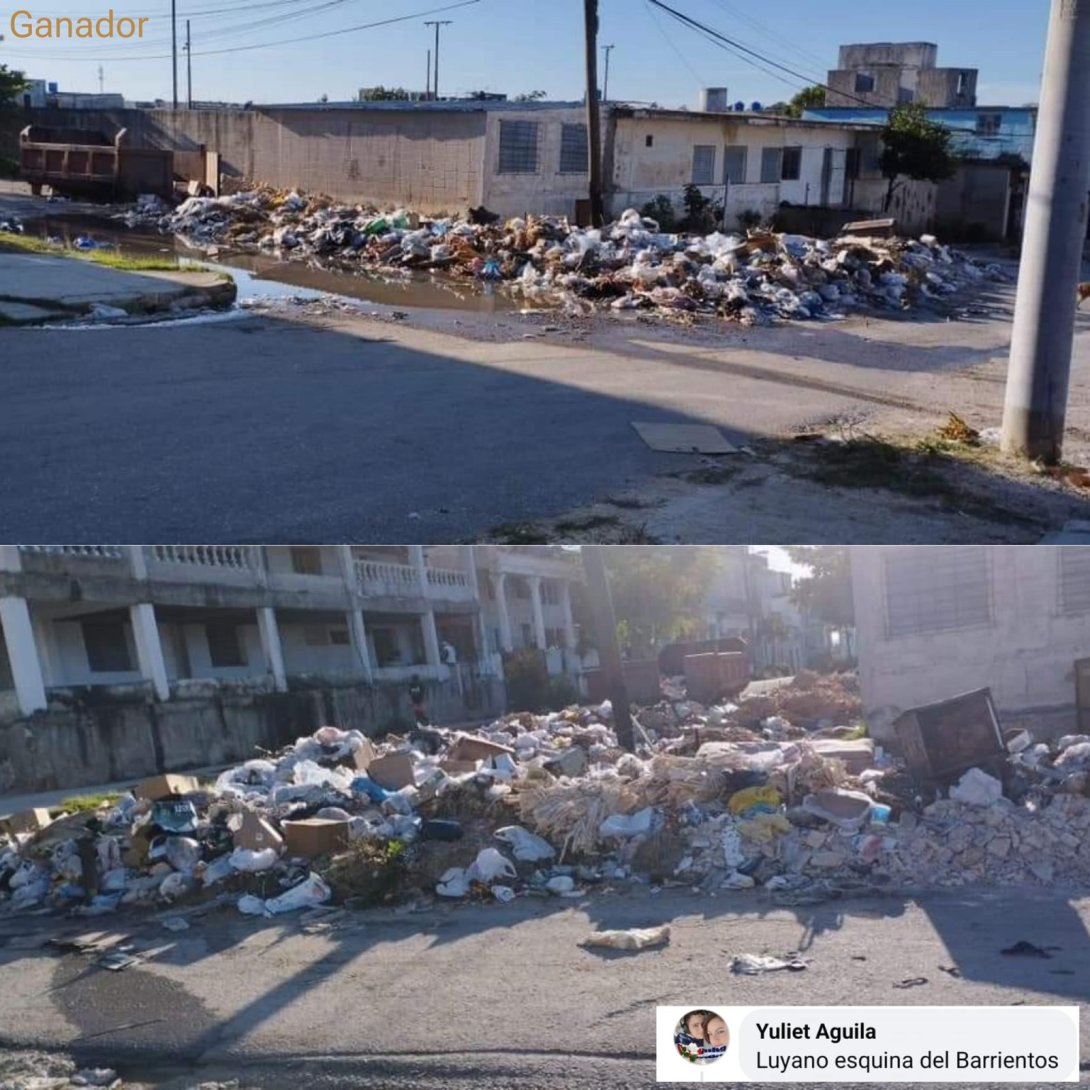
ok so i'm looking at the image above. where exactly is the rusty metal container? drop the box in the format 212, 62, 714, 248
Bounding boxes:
683, 651, 750, 704
892, 687, 1006, 783
585, 658, 661, 704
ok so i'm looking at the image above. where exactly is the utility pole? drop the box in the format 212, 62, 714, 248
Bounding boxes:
185, 20, 192, 108
426, 47, 431, 99
424, 19, 452, 100
581, 546, 633, 751
98, 64, 104, 94
1001, 0, 1090, 462
601, 43, 614, 102
171, 0, 178, 109
583, 0, 604, 225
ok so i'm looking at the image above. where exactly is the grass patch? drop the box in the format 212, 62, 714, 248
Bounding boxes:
553, 514, 620, 533
490, 522, 550, 545
54, 791, 124, 815
0, 230, 180, 271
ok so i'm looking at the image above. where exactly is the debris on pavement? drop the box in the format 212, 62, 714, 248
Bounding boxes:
731, 952, 807, 974
4, 669, 1090, 926
112, 187, 1007, 325
583, 924, 671, 951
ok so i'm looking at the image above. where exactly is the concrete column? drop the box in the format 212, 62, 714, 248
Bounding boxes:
408, 544, 429, 597
560, 581, 576, 649
129, 546, 148, 580
1001, 0, 1090, 460
129, 602, 170, 702
31, 617, 57, 688
463, 545, 488, 664
346, 608, 373, 684
0, 596, 47, 715
336, 545, 359, 595
257, 606, 287, 692
0, 547, 23, 573
421, 610, 442, 669
528, 576, 547, 650
495, 572, 513, 652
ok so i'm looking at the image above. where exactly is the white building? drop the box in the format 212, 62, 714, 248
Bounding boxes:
852, 546, 1090, 745
0, 545, 581, 721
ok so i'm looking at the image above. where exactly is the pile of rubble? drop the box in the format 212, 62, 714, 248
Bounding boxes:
119, 188, 1006, 324
4, 682, 1089, 920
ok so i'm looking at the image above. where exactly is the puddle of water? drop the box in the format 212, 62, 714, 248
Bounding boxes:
20, 211, 521, 313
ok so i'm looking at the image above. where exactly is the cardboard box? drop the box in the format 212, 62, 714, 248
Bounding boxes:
133, 773, 200, 801
446, 733, 515, 762
124, 827, 152, 867
230, 810, 285, 853
5, 807, 54, 836
350, 738, 376, 772
439, 759, 479, 775
366, 752, 416, 790
282, 818, 349, 859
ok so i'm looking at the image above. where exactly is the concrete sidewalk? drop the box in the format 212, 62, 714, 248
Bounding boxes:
0, 252, 235, 324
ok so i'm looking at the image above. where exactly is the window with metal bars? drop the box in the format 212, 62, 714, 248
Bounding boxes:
498, 120, 540, 174
1059, 549, 1090, 613
691, 144, 716, 185
723, 145, 747, 185
558, 123, 588, 174
883, 547, 991, 638
760, 147, 783, 184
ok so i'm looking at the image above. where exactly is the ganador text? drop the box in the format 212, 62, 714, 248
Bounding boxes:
9, 11, 149, 38
755, 1022, 876, 1044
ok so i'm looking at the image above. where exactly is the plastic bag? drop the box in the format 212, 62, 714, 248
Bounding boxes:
165, 837, 202, 873
494, 825, 555, 862
545, 875, 575, 895
599, 807, 654, 839
492, 885, 516, 903
470, 848, 517, 884
583, 925, 670, 951
237, 894, 266, 916
949, 767, 1003, 805
229, 847, 278, 873
159, 872, 192, 901
201, 854, 235, 886
264, 872, 331, 915
436, 867, 470, 898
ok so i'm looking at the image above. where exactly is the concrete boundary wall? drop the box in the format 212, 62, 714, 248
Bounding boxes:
0, 675, 505, 794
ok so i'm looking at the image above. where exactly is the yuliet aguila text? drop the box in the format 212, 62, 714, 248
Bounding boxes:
756, 1022, 877, 1044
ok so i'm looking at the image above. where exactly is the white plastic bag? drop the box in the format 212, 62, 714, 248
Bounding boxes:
237, 894, 267, 916
492, 885, 516, 903
599, 807, 654, 840
949, 767, 1002, 807
264, 872, 331, 915
201, 854, 235, 886
494, 825, 555, 862
229, 847, 279, 873
545, 875, 575, 895
470, 848, 517, 883
436, 866, 470, 898
722, 826, 745, 868
159, 872, 192, 901
583, 925, 670, 951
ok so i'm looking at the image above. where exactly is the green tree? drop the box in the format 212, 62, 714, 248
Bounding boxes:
599, 546, 722, 658
513, 90, 547, 102
0, 65, 28, 106
783, 547, 854, 627
879, 101, 956, 211
358, 85, 412, 102
784, 85, 825, 118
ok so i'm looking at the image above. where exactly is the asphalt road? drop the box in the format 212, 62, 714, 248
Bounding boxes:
1, 885, 1088, 1088
5, 268, 1088, 543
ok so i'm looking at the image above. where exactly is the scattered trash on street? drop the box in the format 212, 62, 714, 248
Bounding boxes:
583, 924, 671, 951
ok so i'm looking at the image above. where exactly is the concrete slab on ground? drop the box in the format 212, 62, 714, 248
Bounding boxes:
0, 253, 234, 323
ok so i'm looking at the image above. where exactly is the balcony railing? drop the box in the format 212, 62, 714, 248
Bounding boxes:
426, 566, 471, 591
355, 559, 419, 596
150, 545, 257, 570
19, 545, 126, 559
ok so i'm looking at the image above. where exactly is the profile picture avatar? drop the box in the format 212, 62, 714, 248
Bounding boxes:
674, 1009, 730, 1064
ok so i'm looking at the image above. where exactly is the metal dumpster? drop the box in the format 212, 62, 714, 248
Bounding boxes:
683, 651, 750, 704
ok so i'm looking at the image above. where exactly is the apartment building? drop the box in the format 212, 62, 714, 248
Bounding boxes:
852, 546, 1090, 745
825, 42, 978, 110
0, 545, 581, 792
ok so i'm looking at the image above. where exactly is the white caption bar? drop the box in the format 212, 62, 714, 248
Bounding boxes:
656, 1005, 1080, 1083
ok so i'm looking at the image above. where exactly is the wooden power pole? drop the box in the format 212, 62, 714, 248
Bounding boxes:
582, 546, 633, 750
583, 0, 604, 226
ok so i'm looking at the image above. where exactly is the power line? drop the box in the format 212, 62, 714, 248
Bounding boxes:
706, 0, 829, 78
13, 0, 479, 63
642, 0, 708, 93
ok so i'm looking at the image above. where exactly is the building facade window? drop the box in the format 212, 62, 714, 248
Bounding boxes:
855, 71, 875, 94
206, 622, 246, 667
558, 123, 588, 173
691, 144, 716, 185
883, 547, 991, 638
541, 581, 560, 605
760, 147, 783, 184
781, 146, 802, 181
723, 145, 747, 185
372, 628, 399, 666
1059, 549, 1090, 614
976, 112, 1002, 136
498, 120, 540, 174
82, 620, 133, 673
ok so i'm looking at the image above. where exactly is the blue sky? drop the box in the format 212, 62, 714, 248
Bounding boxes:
5, 0, 1048, 107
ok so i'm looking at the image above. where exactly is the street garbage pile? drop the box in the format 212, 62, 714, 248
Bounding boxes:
4, 688, 1089, 919
119, 187, 1006, 323
0, 1050, 239, 1090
